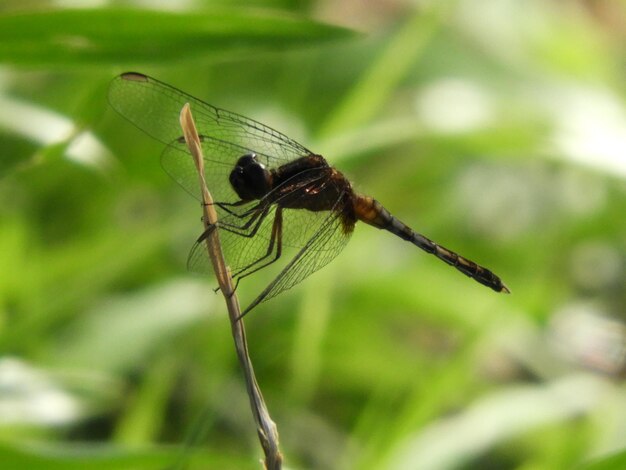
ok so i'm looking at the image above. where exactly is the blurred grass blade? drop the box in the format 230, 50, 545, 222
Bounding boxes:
0, 93, 113, 170
0, 440, 252, 470
318, 0, 455, 137
0, 8, 356, 66
582, 449, 626, 470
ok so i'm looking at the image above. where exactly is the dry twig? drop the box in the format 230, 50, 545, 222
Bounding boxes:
179, 103, 282, 469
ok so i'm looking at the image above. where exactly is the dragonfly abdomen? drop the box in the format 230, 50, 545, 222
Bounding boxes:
354, 195, 510, 293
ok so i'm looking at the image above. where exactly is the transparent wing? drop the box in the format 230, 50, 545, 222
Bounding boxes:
241, 194, 354, 314
159, 136, 256, 203
108, 72, 312, 171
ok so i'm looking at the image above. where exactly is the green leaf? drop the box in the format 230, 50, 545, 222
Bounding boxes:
0, 8, 356, 66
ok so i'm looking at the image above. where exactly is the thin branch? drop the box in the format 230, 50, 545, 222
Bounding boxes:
179, 103, 282, 469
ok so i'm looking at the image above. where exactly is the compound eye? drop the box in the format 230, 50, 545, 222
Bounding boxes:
236, 153, 258, 168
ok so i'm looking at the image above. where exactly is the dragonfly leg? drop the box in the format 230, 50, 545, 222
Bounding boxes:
202, 205, 272, 295
212, 199, 253, 218
231, 207, 283, 291
218, 204, 271, 236
197, 203, 269, 246
217, 206, 282, 294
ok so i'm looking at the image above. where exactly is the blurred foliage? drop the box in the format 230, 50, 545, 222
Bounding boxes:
0, 0, 625, 469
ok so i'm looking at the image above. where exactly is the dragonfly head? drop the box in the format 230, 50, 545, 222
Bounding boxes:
229, 153, 273, 201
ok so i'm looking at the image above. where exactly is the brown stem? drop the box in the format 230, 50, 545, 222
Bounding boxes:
179, 104, 282, 469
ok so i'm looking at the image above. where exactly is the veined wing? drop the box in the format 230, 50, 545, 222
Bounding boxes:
108, 72, 312, 170
240, 192, 354, 315
159, 134, 263, 202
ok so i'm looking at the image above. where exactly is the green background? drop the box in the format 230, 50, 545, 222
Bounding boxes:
0, 0, 625, 469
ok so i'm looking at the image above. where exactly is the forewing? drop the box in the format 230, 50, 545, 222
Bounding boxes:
160, 135, 260, 203
108, 73, 311, 170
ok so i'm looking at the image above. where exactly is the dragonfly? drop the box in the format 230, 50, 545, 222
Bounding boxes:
108, 72, 509, 316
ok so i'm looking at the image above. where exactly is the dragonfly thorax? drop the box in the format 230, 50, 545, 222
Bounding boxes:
229, 153, 273, 201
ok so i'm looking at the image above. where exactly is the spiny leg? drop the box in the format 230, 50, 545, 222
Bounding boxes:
230, 206, 284, 291
204, 205, 273, 295
197, 200, 252, 230
197, 203, 270, 246
212, 199, 255, 218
